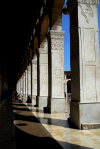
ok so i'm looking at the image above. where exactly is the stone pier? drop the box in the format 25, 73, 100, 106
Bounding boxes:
25, 69, 28, 102
47, 30, 65, 113
23, 73, 25, 102
67, 0, 100, 129
27, 65, 31, 102
32, 55, 37, 105
36, 48, 48, 107
20, 77, 23, 100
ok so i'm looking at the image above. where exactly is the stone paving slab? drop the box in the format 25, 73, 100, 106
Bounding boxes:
0, 100, 63, 149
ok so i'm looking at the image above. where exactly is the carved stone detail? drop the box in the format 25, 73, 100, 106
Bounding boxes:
41, 76, 47, 84
38, 48, 48, 54
40, 54, 48, 64
27, 66, 31, 71
50, 30, 65, 39
79, 3, 94, 23
78, 0, 99, 5
51, 39, 63, 50
34, 79, 37, 84
32, 59, 37, 64
55, 69, 61, 77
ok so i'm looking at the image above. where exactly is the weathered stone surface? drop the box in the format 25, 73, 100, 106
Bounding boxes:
68, 0, 100, 129
81, 123, 100, 130
68, 1, 100, 102
36, 96, 47, 107
27, 65, 31, 96
32, 55, 37, 105
67, 0, 99, 14
36, 47, 48, 107
48, 98, 65, 113
70, 102, 100, 129
25, 69, 28, 102
47, 30, 65, 113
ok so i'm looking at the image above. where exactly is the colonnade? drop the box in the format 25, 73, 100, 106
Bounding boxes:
17, 0, 100, 129
17, 30, 65, 114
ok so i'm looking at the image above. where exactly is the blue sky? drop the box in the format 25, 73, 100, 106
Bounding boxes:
62, 0, 100, 71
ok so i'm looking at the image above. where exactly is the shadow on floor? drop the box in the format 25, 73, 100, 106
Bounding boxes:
57, 140, 94, 149
0, 100, 94, 149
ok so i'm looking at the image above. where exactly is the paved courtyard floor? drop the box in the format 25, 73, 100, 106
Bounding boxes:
0, 99, 100, 149
25, 102, 100, 149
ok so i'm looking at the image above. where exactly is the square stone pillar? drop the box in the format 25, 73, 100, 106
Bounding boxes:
36, 48, 48, 107
18, 80, 20, 99
23, 72, 25, 102
67, 0, 100, 129
20, 76, 23, 100
27, 65, 31, 100
19, 79, 21, 99
47, 30, 65, 113
32, 55, 37, 105
25, 69, 28, 102
17, 81, 19, 94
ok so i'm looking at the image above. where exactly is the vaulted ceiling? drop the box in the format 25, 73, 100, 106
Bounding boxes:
1, 0, 64, 88
1, 0, 46, 81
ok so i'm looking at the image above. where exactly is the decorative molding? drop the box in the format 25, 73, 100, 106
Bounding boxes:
32, 60, 37, 64
40, 54, 48, 64
38, 48, 48, 54
51, 39, 63, 50
78, 0, 99, 5
50, 30, 65, 39
79, 3, 94, 23
41, 75, 47, 84
67, 0, 98, 14
34, 79, 37, 84
27, 66, 31, 71
55, 69, 61, 77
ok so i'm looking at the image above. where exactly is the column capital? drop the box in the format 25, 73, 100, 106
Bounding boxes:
47, 30, 65, 51
78, 0, 99, 4
48, 30, 65, 40
32, 55, 37, 64
38, 48, 48, 54
67, 0, 99, 14
23, 72, 25, 76
32, 59, 37, 64
27, 65, 31, 71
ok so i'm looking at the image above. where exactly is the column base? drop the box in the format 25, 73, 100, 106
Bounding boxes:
32, 95, 36, 105
23, 94, 26, 102
25, 94, 27, 102
70, 102, 100, 130
27, 95, 32, 103
47, 98, 65, 113
36, 96, 47, 107
19, 94, 22, 100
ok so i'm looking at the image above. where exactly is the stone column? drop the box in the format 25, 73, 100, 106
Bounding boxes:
20, 76, 23, 100
27, 64, 31, 101
17, 81, 19, 94
25, 69, 28, 102
19, 79, 21, 99
23, 72, 25, 102
47, 30, 65, 113
32, 55, 37, 105
36, 48, 48, 107
20, 77, 22, 100
67, 0, 100, 129
99, 60, 100, 98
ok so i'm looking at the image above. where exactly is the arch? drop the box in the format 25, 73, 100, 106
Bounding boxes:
51, 0, 65, 30
40, 15, 49, 48
33, 36, 38, 53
